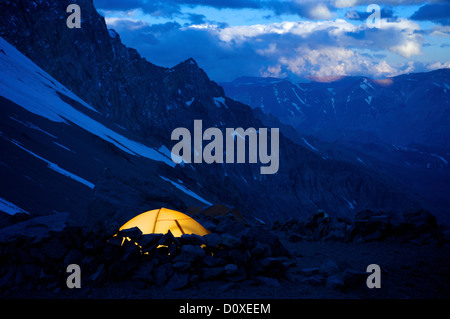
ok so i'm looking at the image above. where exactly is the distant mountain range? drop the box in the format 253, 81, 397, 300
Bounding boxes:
0, 0, 445, 227
221, 72, 450, 224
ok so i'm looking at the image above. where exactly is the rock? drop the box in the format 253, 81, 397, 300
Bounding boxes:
320, 260, 341, 276
108, 259, 137, 281
118, 226, 142, 240
442, 230, 450, 243
203, 233, 221, 248
107, 236, 123, 247
201, 267, 225, 280
250, 242, 271, 258
157, 230, 179, 247
40, 238, 68, 261
300, 267, 320, 276
166, 272, 190, 290
153, 263, 174, 286
288, 233, 303, 243
326, 274, 345, 290
403, 209, 437, 234
90, 264, 106, 283
179, 234, 205, 246
227, 249, 250, 266
224, 264, 238, 275
220, 234, 241, 248
241, 228, 290, 257
262, 258, 287, 277
301, 275, 325, 286
342, 268, 367, 288
254, 276, 280, 287
64, 249, 84, 265
173, 245, 205, 263
225, 265, 247, 282
173, 261, 191, 272
138, 233, 162, 249
102, 243, 122, 263
202, 256, 227, 267
132, 262, 155, 284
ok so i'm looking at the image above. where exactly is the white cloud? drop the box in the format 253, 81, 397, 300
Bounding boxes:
309, 4, 333, 20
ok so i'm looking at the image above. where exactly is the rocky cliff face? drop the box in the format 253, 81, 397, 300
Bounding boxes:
0, 0, 424, 223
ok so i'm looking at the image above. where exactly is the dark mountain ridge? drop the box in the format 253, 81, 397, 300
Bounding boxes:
0, 0, 429, 226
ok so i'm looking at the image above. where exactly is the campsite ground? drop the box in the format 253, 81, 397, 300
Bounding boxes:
50, 237, 450, 299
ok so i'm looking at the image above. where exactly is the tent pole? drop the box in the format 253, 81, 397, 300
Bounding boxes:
174, 219, 185, 235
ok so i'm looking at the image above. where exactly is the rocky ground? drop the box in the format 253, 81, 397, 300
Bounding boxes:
1, 208, 450, 299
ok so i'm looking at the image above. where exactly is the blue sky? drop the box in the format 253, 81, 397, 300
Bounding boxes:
93, 0, 450, 82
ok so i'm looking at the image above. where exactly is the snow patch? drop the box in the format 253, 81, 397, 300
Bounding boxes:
2, 134, 95, 189
0, 197, 30, 215
214, 96, 226, 108
344, 198, 356, 210
159, 176, 212, 206
9, 116, 57, 139
186, 97, 195, 107
52, 141, 74, 153
302, 137, 318, 151
431, 153, 448, 165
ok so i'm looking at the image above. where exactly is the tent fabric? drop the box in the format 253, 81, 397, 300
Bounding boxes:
119, 208, 209, 237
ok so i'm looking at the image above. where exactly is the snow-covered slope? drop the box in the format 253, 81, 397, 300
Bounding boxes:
0, 36, 214, 225
0, 37, 174, 167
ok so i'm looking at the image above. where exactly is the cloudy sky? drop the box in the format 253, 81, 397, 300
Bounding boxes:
93, 0, 450, 82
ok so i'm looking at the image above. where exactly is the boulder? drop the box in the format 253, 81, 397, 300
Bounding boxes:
342, 268, 367, 288
254, 276, 280, 287
138, 233, 162, 249
220, 234, 241, 248
64, 248, 84, 265
118, 226, 142, 240
224, 264, 238, 276
132, 262, 155, 284
179, 233, 206, 246
173, 261, 191, 272
40, 237, 68, 261
301, 275, 325, 286
202, 255, 227, 267
203, 233, 221, 248
153, 263, 174, 286
300, 267, 320, 276
319, 260, 341, 276
201, 267, 225, 280
173, 245, 205, 263
402, 209, 437, 235
166, 272, 190, 290
326, 274, 344, 290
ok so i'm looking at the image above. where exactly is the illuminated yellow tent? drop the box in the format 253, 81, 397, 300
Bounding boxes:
119, 207, 209, 237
